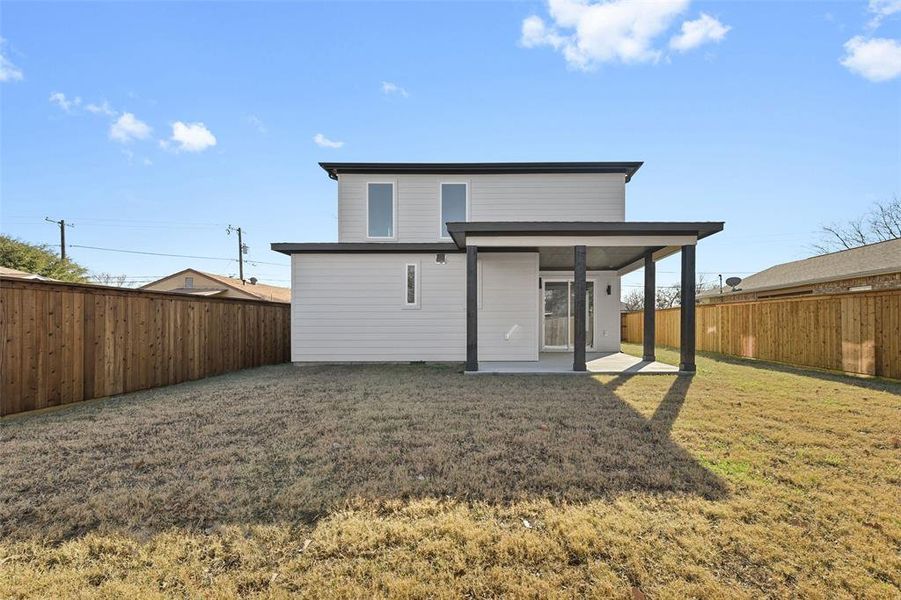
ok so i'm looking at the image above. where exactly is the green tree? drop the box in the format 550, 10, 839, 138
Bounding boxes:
0, 235, 89, 282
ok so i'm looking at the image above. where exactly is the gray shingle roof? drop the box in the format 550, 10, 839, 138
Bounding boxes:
702, 238, 901, 297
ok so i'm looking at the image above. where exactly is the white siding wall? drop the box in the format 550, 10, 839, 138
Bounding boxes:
291, 251, 542, 362
291, 253, 465, 362
592, 272, 622, 352
338, 173, 626, 242
479, 253, 539, 361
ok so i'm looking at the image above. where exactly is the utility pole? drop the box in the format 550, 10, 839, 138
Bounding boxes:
45, 217, 74, 261
719, 274, 723, 295
226, 225, 249, 283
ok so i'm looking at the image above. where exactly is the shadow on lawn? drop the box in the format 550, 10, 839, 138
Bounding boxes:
702, 351, 901, 392
1, 366, 727, 541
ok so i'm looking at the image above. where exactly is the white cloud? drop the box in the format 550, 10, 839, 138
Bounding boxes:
313, 133, 344, 149
0, 38, 23, 83
519, 0, 704, 70
381, 81, 409, 97
109, 112, 152, 143
670, 13, 731, 52
521, 15, 566, 49
247, 114, 267, 133
0, 54, 23, 82
49, 91, 81, 112
867, 0, 901, 28
165, 121, 217, 152
840, 36, 901, 81
85, 100, 116, 116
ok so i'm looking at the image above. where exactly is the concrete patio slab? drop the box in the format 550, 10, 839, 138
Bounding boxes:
474, 352, 680, 374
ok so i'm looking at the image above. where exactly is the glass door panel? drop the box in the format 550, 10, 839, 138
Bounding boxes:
543, 280, 594, 351
543, 282, 569, 348
568, 282, 595, 350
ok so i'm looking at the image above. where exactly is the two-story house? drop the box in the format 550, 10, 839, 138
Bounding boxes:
272, 162, 723, 372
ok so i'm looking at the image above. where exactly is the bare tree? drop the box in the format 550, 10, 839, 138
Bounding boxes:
814, 196, 901, 254
656, 286, 681, 309
655, 275, 715, 309
622, 288, 644, 311
90, 272, 132, 287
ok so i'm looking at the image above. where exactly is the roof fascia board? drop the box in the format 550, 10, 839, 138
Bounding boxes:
319, 162, 643, 182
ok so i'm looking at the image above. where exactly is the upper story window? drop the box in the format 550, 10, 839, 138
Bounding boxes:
184, 276, 194, 289
367, 182, 395, 239
440, 182, 468, 239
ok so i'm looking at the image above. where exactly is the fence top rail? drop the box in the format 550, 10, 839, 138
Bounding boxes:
0, 277, 291, 307
622, 287, 901, 314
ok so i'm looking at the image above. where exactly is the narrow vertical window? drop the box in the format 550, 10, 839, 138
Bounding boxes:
184, 276, 194, 289
404, 263, 419, 307
368, 182, 394, 238
440, 183, 467, 239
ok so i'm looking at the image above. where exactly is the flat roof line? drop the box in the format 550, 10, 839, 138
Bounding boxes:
319, 162, 644, 182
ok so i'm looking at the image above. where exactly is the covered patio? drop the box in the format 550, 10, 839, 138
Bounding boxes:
446, 221, 724, 374
477, 351, 678, 374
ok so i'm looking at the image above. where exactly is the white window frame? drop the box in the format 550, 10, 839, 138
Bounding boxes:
438, 181, 469, 240
402, 261, 420, 309
366, 181, 397, 241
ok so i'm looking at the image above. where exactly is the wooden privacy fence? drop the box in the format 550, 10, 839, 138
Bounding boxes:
1, 278, 291, 416
621, 290, 901, 379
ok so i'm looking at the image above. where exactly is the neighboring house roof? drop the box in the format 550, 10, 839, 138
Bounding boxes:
199, 271, 291, 303
140, 269, 291, 303
701, 238, 901, 298
0, 266, 56, 281
319, 161, 644, 182
165, 287, 228, 297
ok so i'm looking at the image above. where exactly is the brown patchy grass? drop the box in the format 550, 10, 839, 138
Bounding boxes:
1, 345, 899, 598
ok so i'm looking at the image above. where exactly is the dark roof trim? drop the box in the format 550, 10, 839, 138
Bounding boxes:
272, 242, 461, 255
445, 221, 725, 248
319, 162, 643, 182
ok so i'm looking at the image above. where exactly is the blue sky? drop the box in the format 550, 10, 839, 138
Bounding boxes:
1, 1, 899, 294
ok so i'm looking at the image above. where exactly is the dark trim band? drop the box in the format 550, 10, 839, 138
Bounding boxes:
319, 162, 643, 182
446, 221, 725, 248
271, 242, 461, 255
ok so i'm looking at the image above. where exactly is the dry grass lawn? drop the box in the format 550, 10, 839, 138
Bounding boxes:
1, 344, 899, 598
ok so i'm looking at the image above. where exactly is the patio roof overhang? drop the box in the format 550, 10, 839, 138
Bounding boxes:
446, 221, 724, 274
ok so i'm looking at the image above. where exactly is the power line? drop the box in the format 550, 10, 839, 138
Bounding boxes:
8, 215, 227, 227
71, 244, 236, 262
68, 244, 289, 267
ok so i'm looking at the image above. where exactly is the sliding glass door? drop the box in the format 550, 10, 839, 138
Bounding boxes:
542, 279, 594, 351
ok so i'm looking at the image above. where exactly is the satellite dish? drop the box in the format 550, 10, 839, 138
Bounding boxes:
725, 276, 742, 289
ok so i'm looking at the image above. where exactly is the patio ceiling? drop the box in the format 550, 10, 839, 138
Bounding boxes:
537, 246, 660, 271
450, 221, 724, 274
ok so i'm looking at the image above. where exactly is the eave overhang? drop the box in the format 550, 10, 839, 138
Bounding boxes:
445, 221, 724, 248
271, 242, 461, 255
319, 162, 643, 182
